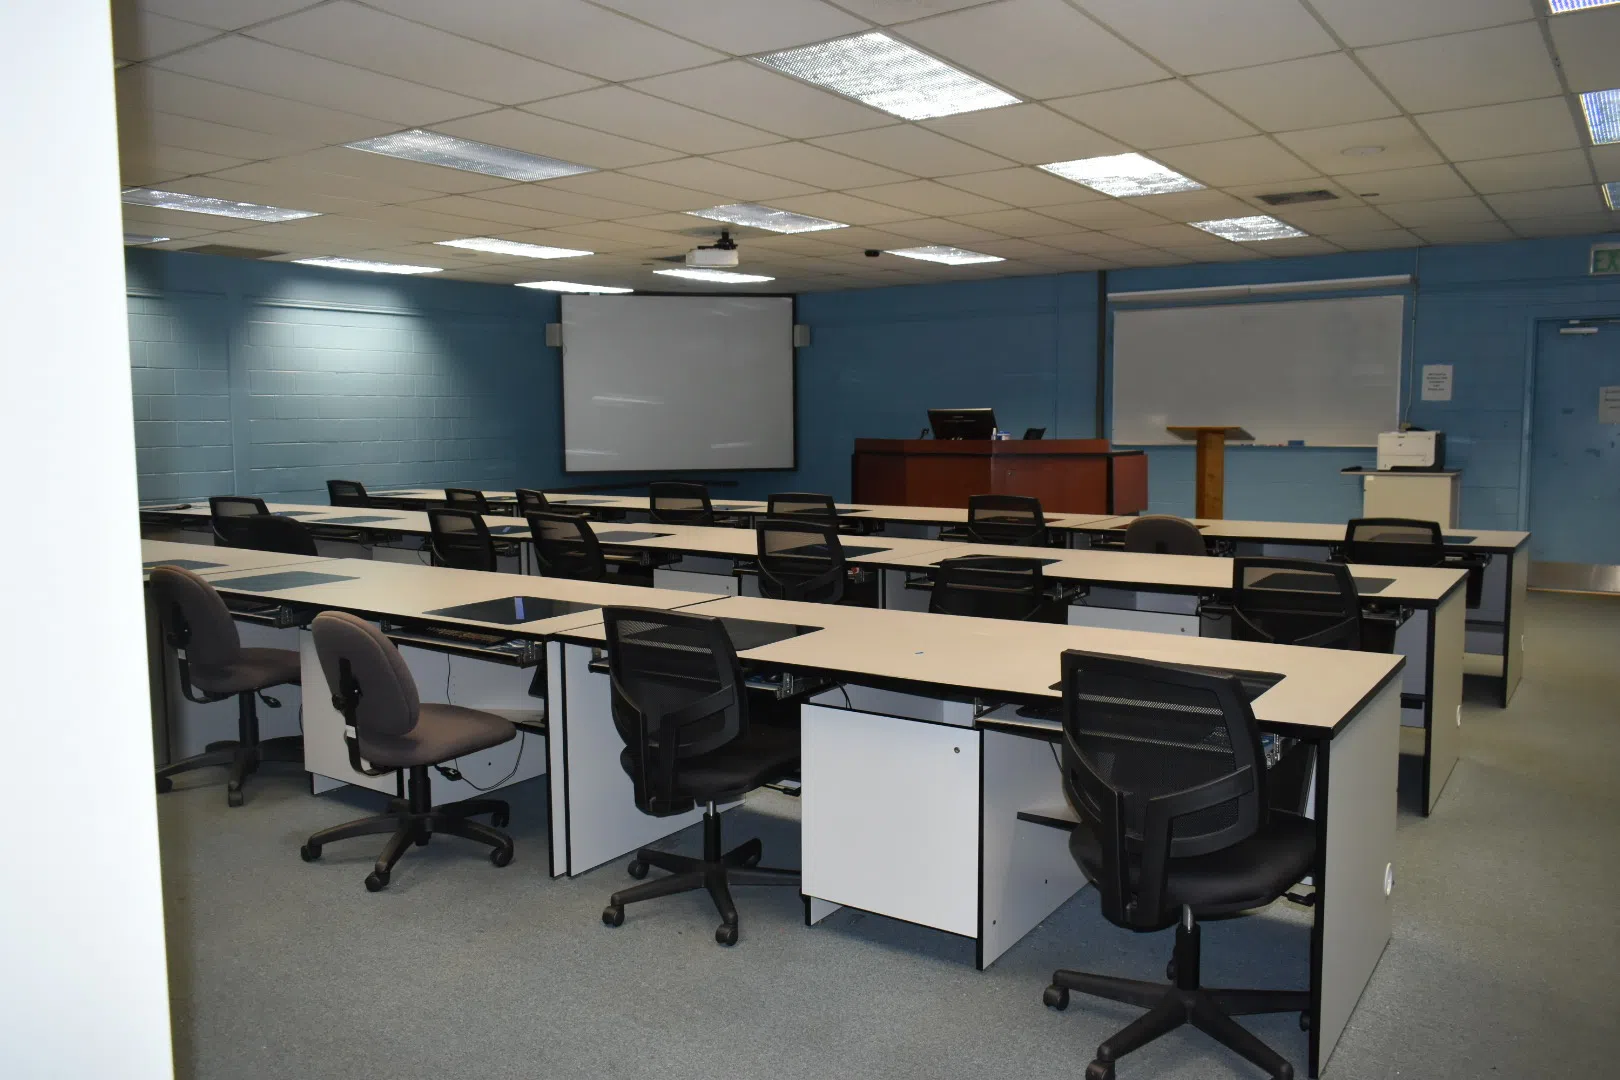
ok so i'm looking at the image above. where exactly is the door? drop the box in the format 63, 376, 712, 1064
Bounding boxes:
1529, 322, 1620, 564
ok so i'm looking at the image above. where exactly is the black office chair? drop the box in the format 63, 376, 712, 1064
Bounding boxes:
767, 492, 838, 524
445, 487, 493, 514
298, 611, 515, 891
240, 514, 320, 556
149, 566, 302, 807
1124, 515, 1206, 556
598, 608, 800, 945
966, 494, 1048, 546
648, 481, 718, 526
209, 495, 268, 547
1231, 557, 1362, 650
1043, 650, 1313, 1080
327, 479, 372, 508
756, 517, 846, 604
930, 555, 1058, 622
427, 508, 498, 572
1344, 517, 1486, 607
528, 511, 608, 581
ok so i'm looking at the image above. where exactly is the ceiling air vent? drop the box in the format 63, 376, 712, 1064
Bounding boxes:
1254, 189, 1339, 207
181, 244, 285, 259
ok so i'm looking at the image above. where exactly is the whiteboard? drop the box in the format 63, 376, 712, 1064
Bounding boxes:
561, 295, 794, 472
1110, 294, 1404, 446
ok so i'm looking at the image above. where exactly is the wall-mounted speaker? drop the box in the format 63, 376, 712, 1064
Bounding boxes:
546, 323, 562, 348
793, 324, 811, 348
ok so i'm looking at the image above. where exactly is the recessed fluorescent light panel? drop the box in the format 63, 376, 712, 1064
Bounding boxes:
885, 246, 1004, 265
687, 204, 847, 234
1191, 215, 1308, 242
345, 129, 594, 181
755, 32, 1019, 120
517, 281, 634, 294
1039, 154, 1205, 198
1550, 0, 1620, 12
120, 188, 320, 222
653, 268, 775, 284
1579, 88, 1620, 144
435, 237, 593, 259
123, 233, 169, 245
1605, 182, 1620, 210
292, 257, 442, 275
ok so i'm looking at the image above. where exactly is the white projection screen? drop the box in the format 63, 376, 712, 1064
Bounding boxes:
561, 295, 795, 472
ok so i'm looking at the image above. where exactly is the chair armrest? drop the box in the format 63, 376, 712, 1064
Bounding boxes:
1133, 766, 1255, 921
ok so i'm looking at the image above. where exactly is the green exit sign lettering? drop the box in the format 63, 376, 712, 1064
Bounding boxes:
1591, 245, 1620, 275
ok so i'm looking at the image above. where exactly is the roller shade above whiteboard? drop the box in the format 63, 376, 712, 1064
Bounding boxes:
1111, 294, 1405, 446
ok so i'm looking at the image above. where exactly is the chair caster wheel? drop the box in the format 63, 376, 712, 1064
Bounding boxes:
364, 871, 389, 892
627, 860, 649, 879
414, 832, 430, 847
156, 776, 172, 795
1085, 1061, 1115, 1080
602, 905, 624, 927
1299, 1011, 1311, 1032
715, 923, 738, 946
227, 787, 244, 808
492, 810, 510, 828
299, 843, 321, 862
490, 845, 513, 868
1043, 985, 1069, 1011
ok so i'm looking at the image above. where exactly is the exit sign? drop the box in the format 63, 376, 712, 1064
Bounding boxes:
1592, 244, 1620, 275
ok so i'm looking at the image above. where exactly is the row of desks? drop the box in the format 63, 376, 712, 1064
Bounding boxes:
142, 535, 1403, 1078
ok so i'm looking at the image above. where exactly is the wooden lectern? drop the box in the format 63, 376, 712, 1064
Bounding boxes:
1167, 426, 1253, 519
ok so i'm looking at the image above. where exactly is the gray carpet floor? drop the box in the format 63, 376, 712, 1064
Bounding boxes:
156, 590, 1620, 1080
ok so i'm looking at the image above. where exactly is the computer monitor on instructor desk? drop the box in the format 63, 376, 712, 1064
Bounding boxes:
928, 408, 996, 440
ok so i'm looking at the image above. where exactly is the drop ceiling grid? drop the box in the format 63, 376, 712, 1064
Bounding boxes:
115, 0, 1619, 288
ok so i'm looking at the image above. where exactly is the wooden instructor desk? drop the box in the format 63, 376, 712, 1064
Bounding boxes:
851, 438, 1148, 515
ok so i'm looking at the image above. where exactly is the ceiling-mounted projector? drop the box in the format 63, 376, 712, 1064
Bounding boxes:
687, 229, 739, 268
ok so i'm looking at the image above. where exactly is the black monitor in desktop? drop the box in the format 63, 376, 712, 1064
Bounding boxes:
928, 408, 997, 440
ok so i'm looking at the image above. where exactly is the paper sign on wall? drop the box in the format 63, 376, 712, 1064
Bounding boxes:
1600, 386, 1620, 425
1421, 364, 1453, 401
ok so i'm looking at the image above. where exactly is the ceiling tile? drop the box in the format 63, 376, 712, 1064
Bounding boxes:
710, 143, 910, 189
1456, 150, 1595, 195
1159, 241, 1271, 261
525, 87, 781, 155
1505, 212, 1620, 238
116, 67, 391, 145
948, 209, 1080, 236
121, 144, 248, 182
456, 185, 658, 220
1307, 0, 1534, 49
1042, 231, 1153, 254
877, 219, 1009, 244
968, 237, 1068, 257
833, 0, 998, 21
1378, 196, 1498, 228
140, 0, 319, 31
1072, 0, 1337, 76
545, 172, 720, 211
922, 104, 1124, 165
269, 144, 518, 195
1485, 186, 1607, 219
432, 110, 684, 170
767, 192, 921, 224
1222, 177, 1366, 207
1411, 221, 1516, 244
366, 0, 725, 81
360, 203, 537, 236
939, 167, 1109, 207
1049, 80, 1254, 150
1593, 145, 1620, 183
402, 194, 589, 230
1130, 189, 1257, 222
1356, 23, 1561, 114
811, 125, 1013, 176
112, 7, 218, 62
1325, 164, 1471, 203
1268, 205, 1400, 233
152, 36, 491, 125
202, 159, 448, 205
1322, 229, 1422, 249
846, 179, 1010, 215
1547, 5, 1620, 93
621, 158, 822, 200
1415, 98, 1582, 162
631, 62, 893, 139
898, 0, 1166, 98
138, 111, 317, 159
1244, 236, 1340, 256
590, 0, 868, 53
1155, 136, 1318, 186
1275, 117, 1442, 175
1040, 200, 1168, 229
1106, 222, 1217, 247
1190, 53, 1399, 133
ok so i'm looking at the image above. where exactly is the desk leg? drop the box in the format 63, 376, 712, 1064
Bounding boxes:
1311, 677, 1399, 1077
1502, 545, 1528, 707
1423, 590, 1465, 814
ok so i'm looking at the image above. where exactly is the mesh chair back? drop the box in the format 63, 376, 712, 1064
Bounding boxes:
930, 555, 1053, 621
528, 511, 607, 581
1232, 557, 1361, 650
515, 488, 553, 516
444, 487, 491, 514
1060, 650, 1265, 927
241, 514, 319, 556
148, 565, 242, 669
1124, 515, 1206, 556
427, 508, 497, 572
1345, 517, 1444, 567
602, 607, 748, 815
756, 517, 846, 603
966, 494, 1048, 546
326, 479, 370, 507
649, 481, 714, 525
767, 492, 837, 524
311, 610, 419, 739
209, 496, 269, 547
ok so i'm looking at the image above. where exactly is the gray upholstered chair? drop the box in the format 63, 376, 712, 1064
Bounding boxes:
298, 611, 517, 892
150, 565, 303, 806
1123, 515, 1207, 556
